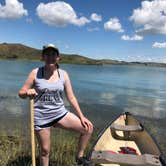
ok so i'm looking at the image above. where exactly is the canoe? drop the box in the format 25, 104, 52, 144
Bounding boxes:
87, 112, 166, 166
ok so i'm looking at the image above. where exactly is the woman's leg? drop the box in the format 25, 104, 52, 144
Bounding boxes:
53, 112, 93, 158
35, 127, 51, 166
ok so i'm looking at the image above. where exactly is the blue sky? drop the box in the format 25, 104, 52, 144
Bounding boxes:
0, 0, 166, 62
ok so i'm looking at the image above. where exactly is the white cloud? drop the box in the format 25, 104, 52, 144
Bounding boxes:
130, 0, 166, 35
90, 13, 102, 22
0, 0, 28, 19
152, 42, 166, 48
104, 18, 124, 32
121, 34, 143, 41
87, 27, 100, 32
36, 1, 90, 27
72, 16, 90, 26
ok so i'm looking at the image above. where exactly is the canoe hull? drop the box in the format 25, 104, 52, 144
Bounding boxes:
87, 112, 165, 166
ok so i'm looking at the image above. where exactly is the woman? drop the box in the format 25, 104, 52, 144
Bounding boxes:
18, 44, 93, 166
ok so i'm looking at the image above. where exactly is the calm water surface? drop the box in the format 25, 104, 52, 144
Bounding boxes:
0, 60, 166, 153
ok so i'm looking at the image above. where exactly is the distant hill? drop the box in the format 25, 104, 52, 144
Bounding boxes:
0, 43, 99, 64
0, 43, 166, 67
0, 43, 41, 60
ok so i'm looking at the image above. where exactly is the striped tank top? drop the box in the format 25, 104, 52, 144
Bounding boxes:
33, 66, 68, 130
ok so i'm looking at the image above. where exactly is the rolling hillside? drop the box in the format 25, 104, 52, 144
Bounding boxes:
0, 43, 166, 67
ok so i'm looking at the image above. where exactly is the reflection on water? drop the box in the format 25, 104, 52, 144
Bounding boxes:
0, 60, 166, 154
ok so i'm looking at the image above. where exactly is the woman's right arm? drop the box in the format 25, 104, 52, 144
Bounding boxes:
18, 69, 38, 99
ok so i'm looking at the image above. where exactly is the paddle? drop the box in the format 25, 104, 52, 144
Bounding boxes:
30, 97, 36, 166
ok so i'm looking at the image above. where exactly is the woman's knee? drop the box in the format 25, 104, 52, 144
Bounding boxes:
35, 129, 51, 157
81, 123, 94, 135
88, 123, 94, 134
41, 145, 50, 157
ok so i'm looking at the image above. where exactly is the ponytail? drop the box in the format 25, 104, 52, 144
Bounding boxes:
56, 63, 59, 69
55, 63, 60, 78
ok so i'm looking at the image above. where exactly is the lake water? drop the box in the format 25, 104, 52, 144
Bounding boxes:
0, 60, 166, 153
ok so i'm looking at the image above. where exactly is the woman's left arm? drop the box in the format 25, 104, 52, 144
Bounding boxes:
64, 70, 93, 131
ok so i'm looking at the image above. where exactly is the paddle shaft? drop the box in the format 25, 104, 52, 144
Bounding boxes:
30, 98, 36, 166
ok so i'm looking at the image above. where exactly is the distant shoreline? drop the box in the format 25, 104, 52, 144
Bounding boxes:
0, 43, 166, 67
1, 58, 166, 68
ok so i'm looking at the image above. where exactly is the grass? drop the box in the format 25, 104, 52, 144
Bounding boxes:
0, 120, 165, 166
0, 124, 99, 166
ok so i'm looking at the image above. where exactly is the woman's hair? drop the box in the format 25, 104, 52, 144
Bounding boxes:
56, 63, 59, 69
42, 48, 59, 58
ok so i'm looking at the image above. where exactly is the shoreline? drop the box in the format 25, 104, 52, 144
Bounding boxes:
1, 58, 166, 68
1, 43, 166, 68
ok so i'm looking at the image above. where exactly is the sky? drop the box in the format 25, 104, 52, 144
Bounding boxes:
0, 0, 166, 62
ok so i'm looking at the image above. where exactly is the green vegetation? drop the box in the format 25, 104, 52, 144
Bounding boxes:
0, 125, 98, 166
0, 120, 166, 166
0, 43, 41, 60
1, 42, 166, 67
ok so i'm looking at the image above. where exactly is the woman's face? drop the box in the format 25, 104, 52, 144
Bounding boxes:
42, 48, 60, 65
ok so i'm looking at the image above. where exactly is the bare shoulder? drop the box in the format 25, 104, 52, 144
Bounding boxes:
60, 69, 70, 81
32, 68, 38, 73
30, 68, 38, 76
21, 67, 39, 89
27, 67, 39, 80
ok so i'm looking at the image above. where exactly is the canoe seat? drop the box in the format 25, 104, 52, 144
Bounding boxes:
110, 124, 143, 132
91, 151, 162, 166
